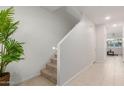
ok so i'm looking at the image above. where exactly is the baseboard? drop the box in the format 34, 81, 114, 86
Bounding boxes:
11, 73, 41, 86
62, 61, 94, 86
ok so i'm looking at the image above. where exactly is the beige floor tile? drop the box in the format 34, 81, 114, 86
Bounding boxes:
20, 75, 55, 86
67, 56, 124, 86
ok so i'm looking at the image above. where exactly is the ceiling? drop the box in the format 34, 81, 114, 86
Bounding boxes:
82, 6, 124, 25
42, 6, 82, 21
42, 6, 124, 25
42, 6, 62, 12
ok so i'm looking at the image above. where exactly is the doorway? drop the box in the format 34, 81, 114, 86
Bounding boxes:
106, 24, 123, 58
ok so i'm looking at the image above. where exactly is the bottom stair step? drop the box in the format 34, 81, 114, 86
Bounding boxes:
41, 69, 57, 84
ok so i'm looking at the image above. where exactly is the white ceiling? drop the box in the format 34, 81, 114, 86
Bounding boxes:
82, 6, 124, 25
42, 6, 82, 21
42, 6, 124, 25
41, 6, 63, 12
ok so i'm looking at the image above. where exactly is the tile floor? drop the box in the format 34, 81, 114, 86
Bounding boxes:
67, 56, 124, 86
20, 75, 55, 86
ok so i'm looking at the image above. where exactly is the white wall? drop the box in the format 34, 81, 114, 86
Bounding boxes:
96, 25, 107, 62
0, 6, 78, 85
53, 7, 79, 29
66, 6, 83, 21
58, 15, 96, 85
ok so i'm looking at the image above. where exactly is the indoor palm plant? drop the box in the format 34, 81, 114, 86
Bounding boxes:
0, 7, 24, 86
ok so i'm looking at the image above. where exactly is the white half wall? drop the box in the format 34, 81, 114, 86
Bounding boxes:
96, 25, 107, 62
58, 15, 96, 85
0, 6, 78, 85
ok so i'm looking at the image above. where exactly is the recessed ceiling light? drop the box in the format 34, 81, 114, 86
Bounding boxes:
105, 16, 111, 20
52, 46, 56, 50
112, 24, 117, 27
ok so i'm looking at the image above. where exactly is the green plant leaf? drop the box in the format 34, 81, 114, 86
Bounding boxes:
2, 38, 24, 63
0, 7, 24, 75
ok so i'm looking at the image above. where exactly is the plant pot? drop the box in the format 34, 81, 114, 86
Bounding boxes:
0, 72, 10, 86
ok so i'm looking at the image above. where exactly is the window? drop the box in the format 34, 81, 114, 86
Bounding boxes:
107, 38, 122, 48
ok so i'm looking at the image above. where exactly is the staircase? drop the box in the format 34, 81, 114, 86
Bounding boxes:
41, 53, 57, 84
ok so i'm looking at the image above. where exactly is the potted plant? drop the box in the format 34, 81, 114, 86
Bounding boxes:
0, 7, 24, 86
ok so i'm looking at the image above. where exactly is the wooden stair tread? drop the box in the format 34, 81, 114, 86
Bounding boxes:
41, 69, 57, 79
51, 58, 57, 61
50, 58, 57, 64
47, 62, 57, 69
41, 53, 57, 84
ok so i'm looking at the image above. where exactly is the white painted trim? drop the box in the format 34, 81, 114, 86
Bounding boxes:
62, 61, 94, 86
